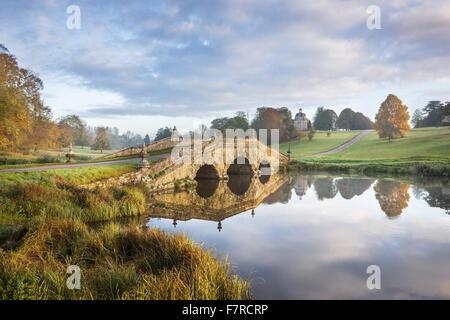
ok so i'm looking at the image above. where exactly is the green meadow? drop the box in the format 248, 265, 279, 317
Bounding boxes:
0, 162, 137, 188
283, 127, 450, 175
279, 130, 361, 158
314, 127, 450, 162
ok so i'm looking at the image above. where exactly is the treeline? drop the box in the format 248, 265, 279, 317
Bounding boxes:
315, 107, 374, 131
411, 101, 450, 128
208, 106, 373, 143
0, 44, 147, 153
210, 108, 298, 143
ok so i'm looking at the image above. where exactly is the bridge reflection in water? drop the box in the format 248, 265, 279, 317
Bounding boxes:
145, 173, 450, 232
146, 173, 289, 231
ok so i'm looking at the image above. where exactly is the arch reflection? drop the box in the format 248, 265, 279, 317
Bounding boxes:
227, 174, 252, 196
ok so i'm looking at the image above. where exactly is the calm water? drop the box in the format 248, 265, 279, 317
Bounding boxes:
145, 174, 450, 299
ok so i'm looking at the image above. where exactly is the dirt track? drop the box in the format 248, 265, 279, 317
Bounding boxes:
303, 130, 374, 157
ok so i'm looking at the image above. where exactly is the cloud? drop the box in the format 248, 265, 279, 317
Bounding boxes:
0, 0, 449, 134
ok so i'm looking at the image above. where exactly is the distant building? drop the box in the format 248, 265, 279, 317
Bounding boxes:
294, 108, 308, 131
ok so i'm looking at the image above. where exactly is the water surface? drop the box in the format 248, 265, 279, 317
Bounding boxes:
146, 174, 450, 299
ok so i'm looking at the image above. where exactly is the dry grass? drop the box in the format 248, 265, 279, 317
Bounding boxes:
0, 219, 251, 300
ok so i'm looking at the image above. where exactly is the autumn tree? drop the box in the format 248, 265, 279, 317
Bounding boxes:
251, 108, 284, 144
57, 121, 73, 149
251, 107, 297, 142
0, 44, 64, 152
59, 114, 90, 148
374, 94, 411, 142
0, 88, 31, 150
91, 127, 111, 153
277, 107, 298, 141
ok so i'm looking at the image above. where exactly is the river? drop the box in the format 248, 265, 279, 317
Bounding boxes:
145, 173, 450, 299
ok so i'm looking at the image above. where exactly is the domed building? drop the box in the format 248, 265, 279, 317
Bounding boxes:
294, 108, 308, 131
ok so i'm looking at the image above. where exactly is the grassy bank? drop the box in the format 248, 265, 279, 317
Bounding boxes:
0, 219, 250, 299
0, 146, 119, 167
0, 163, 138, 188
0, 163, 251, 299
283, 127, 450, 176
0, 147, 171, 170
313, 127, 449, 161
287, 159, 450, 177
0, 182, 148, 225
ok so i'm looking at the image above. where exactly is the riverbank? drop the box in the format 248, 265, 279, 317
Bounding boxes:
287, 159, 450, 177
0, 219, 250, 299
0, 147, 172, 170
0, 176, 251, 299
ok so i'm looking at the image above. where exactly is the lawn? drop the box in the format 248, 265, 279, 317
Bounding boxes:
46, 145, 119, 157
279, 130, 361, 158
312, 127, 450, 162
286, 127, 450, 176
0, 146, 120, 168
0, 162, 137, 188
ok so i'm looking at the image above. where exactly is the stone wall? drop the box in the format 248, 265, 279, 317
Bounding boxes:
102, 136, 177, 159
79, 168, 151, 189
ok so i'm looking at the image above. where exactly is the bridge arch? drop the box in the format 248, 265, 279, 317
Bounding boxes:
195, 164, 219, 180
227, 157, 254, 176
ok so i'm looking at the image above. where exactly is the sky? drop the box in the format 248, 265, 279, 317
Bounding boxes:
1, 0, 449, 137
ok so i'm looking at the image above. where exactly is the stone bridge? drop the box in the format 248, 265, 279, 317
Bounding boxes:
81, 136, 288, 192
142, 137, 288, 191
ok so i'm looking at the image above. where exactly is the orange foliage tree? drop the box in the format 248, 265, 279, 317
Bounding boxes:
374, 94, 411, 142
0, 44, 71, 152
